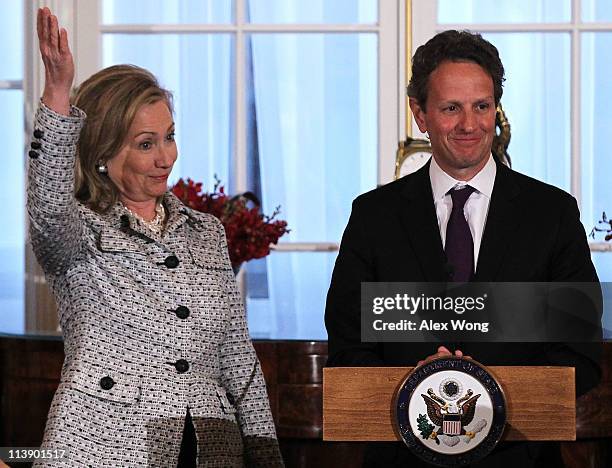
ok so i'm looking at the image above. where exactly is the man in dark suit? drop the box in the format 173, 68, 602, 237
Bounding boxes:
325, 30, 602, 467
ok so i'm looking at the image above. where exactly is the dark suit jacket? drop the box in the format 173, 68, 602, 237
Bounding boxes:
325, 158, 602, 466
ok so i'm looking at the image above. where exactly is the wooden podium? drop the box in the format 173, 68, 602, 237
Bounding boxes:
323, 366, 576, 442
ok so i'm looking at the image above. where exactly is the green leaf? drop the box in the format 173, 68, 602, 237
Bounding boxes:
417, 413, 434, 439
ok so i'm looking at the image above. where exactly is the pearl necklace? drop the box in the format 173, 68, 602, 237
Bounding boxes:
121, 202, 166, 235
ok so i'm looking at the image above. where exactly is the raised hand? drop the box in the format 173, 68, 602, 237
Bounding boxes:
37, 7, 74, 115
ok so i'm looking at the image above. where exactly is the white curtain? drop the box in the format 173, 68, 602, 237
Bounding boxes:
246, 0, 377, 339
0, 0, 24, 333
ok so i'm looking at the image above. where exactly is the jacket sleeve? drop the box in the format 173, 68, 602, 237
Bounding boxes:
27, 102, 87, 276
545, 195, 603, 397
215, 220, 284, 467
325, 198, 384, 367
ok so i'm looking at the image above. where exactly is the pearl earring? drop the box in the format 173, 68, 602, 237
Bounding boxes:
97, 163, 108, 174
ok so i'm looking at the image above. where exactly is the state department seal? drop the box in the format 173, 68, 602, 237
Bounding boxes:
394, 357, 506, 467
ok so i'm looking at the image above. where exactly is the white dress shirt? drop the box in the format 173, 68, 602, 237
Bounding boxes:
429, 154, 497, 269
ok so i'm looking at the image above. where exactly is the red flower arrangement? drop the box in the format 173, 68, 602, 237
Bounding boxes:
172, 177, 290, 268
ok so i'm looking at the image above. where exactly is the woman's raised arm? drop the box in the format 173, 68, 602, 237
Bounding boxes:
28, 8, 85, 276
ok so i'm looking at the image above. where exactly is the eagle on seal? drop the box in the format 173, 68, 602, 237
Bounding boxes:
421, 388, 480, 437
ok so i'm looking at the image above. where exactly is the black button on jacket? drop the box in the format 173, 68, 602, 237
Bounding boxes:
100, 376, 115, 390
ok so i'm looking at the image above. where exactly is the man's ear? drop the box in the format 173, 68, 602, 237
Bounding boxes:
409, 97, 428, 134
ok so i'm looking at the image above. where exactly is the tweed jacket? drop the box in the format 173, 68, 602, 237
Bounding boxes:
28, 104, 283, 467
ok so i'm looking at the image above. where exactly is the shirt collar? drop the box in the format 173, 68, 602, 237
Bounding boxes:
429, 153, 496, 201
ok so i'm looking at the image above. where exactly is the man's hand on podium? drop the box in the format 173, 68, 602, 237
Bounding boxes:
416, 346, 471, 367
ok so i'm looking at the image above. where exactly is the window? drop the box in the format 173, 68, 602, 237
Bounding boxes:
16, 2, 606, 339
5, 0, 404, 339
18, 1, 402, 338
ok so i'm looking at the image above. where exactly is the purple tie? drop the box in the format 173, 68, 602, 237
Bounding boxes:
445, 185, 476, 282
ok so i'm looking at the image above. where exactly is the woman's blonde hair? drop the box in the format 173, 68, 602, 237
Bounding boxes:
72, 64, 173, 213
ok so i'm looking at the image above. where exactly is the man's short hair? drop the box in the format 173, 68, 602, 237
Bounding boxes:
407, 30, 505, 110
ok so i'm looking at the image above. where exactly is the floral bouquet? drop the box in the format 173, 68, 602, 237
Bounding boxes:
171, 177, 290, 268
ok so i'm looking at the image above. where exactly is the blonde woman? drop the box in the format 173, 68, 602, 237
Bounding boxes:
30, 8, 282, 467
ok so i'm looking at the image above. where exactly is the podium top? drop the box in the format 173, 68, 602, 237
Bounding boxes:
323, 366, 575, 442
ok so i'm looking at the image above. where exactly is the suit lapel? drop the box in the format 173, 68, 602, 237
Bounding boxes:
474, 161, 522, 280
397, 163, 448, 281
